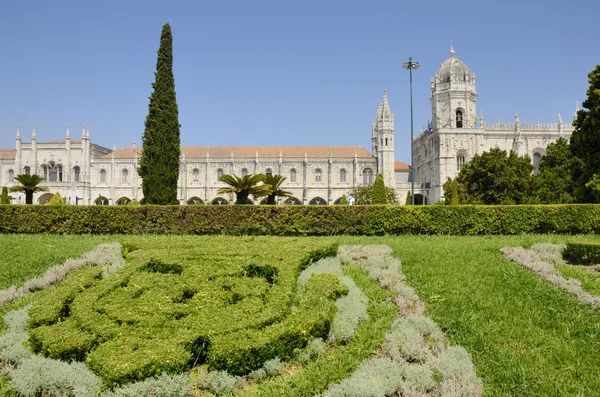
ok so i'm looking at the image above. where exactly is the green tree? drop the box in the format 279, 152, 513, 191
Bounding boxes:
535, 137, 580, 203
138, 23, 181, 205
371, 174, 388, 204
570, 65, 600, 202
456, 148, 534, 204
10, 174, 48, 205
48, 192, 65, 205
349, 184, 397, 205
256, 174, 292, 205
0, 186, 9, 205
339, 194, 347, 205
218, 173, 270, 204
405, 191, 412, 205
442, 178, 464, 205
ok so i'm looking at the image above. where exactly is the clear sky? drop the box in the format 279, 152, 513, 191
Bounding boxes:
0, 0, 597, 163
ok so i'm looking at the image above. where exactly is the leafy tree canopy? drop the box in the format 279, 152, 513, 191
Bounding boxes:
10, 174, 48, 205
570, 65, 600, 202
0, 186, 9, 205
455, 148, 535, 205
218, 173, 271, 204
371, 174, 388, 204
535, 137, 580, 203
349, 184, 397, 205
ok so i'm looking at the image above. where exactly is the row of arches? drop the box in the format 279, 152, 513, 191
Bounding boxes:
90, 196, 330, 206
190, 167, 375, 185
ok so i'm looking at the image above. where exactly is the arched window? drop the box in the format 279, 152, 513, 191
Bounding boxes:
73, 166, 80, 182
100, 169, 107, 183
533, 152, 542, 175
340, 169, 347, 183
23, 166, 30, 175
362, 168, 374, 185
456, 109, 464, 128
241, 168, 248, 177
192, 168, 199, 182
217, 168, 224, 180
385, 138, 388, 146
265, 168, 272, 176
58, 165, 63, 182
44, 162, 62, 182
290, 169, 297, 182
94, 196, 109, 205
315, 169, 322, 182
121, 169, 128, 183
8, 169, 14, 182
457, 154, 466, 171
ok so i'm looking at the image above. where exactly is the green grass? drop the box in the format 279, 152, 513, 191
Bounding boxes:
557, 264, 600, 296
0, 235, 110, 289
3, 234, 600, 396
373, 235, 600, 397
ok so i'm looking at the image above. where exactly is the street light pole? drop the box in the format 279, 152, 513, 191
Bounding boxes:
402, 57, 419, 205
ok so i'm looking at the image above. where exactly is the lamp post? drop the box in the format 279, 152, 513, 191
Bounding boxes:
402, 57, 419, 205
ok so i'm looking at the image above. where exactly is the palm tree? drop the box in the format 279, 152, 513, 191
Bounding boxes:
10, 174, 48, 204
217, 173, 271, 205
256, 174, 293, 205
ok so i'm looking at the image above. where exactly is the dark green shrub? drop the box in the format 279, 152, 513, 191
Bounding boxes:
563, 242, 600, 265
245, 264, 279, 284
29, 319, 96, 361
142, 258, 183, 274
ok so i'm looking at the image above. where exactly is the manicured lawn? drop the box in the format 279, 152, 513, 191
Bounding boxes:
0, 235, 110, 289
557, 264, 600, 296
3, 234, 600, 396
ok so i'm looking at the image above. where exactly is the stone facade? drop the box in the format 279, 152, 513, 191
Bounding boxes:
413, 47, 575, 203
0, 90, 410, 205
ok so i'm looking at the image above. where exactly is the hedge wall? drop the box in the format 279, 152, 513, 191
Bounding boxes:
1, 204, 600, 235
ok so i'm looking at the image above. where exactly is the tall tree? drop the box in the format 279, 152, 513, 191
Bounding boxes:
350, 184, 397, 205
371, 174, 388, 204
10, 174, 48, 204
0, 186, 9, 205
535, 137, 580, 203
570, 65, 600, 202
405, 191, 412, 205
456, 148, 534, 204
138, 23, 181, 205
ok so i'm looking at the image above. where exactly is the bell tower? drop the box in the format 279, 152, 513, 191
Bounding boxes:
372, 89, 396, 187
430, 46, 478, 130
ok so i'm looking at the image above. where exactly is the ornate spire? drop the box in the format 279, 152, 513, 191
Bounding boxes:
32, 125, 37, 140
132, 141, 136, 149
515, 113, 520, 123
574, 101, 580, 119
449, 42, 455, 58
87, 125, 91, 139
381, 88, 391, 117
66, 124, 71, 139
558, 112, 563, 124
81, 124, 86, 139
16, 125, 21, 140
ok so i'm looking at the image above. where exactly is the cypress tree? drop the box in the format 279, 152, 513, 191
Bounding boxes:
372, 174, 388, 204
138, 23, 181, 205
405, 191, 412, 205
0, 186, 9, 205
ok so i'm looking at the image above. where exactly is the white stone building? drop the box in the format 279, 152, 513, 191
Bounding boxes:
413, 47, 575, 203
0, 90, 411, 205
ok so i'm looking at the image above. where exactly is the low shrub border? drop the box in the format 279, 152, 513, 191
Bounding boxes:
2, 204, 600, 235
563, 242, 600, 265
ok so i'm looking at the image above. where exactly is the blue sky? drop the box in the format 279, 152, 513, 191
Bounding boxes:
0, 0, 597, 163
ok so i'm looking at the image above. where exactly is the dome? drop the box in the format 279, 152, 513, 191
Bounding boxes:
433, 48, 475, 89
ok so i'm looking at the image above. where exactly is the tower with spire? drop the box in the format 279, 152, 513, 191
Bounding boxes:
371, 89, 396, 188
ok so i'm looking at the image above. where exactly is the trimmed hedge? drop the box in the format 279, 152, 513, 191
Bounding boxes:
563, 242, 600, 265
2, 204, 600, 235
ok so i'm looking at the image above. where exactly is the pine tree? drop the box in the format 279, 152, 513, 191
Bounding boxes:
372, 174, 388, 204
405, 191, 412, 205
0, 186, 9, 205
138, 23, 181, 205
570, 65, 600, 202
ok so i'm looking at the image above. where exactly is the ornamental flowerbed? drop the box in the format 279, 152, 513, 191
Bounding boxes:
0, 240, 482, 396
